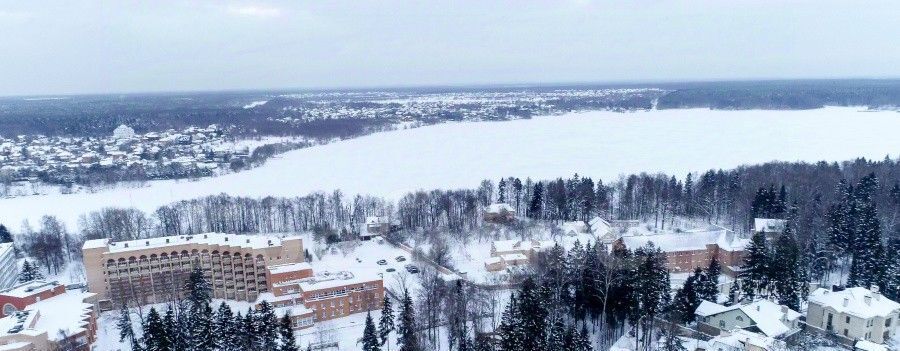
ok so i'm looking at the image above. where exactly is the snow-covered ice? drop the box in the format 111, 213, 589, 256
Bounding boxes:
1, 107, 899, 228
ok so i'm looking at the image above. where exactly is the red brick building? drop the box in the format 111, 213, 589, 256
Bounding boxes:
0, 281, 97, 351
258, 264, 384, 330
617, 226, 749, 276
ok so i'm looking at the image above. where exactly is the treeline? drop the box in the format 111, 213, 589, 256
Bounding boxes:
657, 79, 900, 110
117, 267, 300, 351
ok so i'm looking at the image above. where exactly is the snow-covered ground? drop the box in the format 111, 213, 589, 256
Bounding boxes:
2, 107, 899, 228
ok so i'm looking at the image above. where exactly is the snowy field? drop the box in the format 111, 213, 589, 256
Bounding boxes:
2, 107, 899, 228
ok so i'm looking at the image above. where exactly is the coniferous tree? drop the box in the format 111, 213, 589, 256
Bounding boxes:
882, 239, 900, 300
771, 232, 803, 310
497, 295, 522, 351
527, 183, 544, 219
278, 313, 300, 351
191, 303, 216, 351
848, 174, 885, 288
670, 269, 701, 323
397, 289, 420, 351
726, 282, 741, 305
739, 232, 770, 299
696, 257, 720, 303
143, 308, 173, 351
163, 307, 187, 351
545, 318, 565, 350
117, 304, 141, 351
362, 312, 381, 351
255, 301, 280, 351
378, 296, 394, 346
214, 302, 240, 351
241, 309, 256, 349
17, 260, 44, 282
0, 224, 12, 243
184, 265, 214, 351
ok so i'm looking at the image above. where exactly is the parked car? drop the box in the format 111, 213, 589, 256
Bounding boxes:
386, 268, 396, 272
377, 259, 388, 265
405, 264, 419, 274
396, 256, 407, 262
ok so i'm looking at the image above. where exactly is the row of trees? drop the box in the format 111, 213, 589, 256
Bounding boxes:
117, 267, 299, 351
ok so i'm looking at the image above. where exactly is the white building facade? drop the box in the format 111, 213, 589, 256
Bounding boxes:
0, 243, 17, 289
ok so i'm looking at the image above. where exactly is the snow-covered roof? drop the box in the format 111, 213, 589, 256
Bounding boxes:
273, 304, 313, 317
82, 233, 302, 254
25, 289, 96, 341
695, 300, 731, 317
855, 340, 888, 351
500, 253, 528, 262
292, 270, 381, 292
267, 262, 312, 275
485, 203, 514, 214
754, 218, 786, 233
560, 221, 587, 234
365, 216, 388, 225
621, 226, 748, 253
588, 217, 612, 236
709, 329, 780, 351
695, 299, 801, 337
808, 287, 900, 319
0, 281, 59, 299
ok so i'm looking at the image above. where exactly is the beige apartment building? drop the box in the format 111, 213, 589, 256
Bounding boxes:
82, 233, 304, 309
807, 286, 899, 345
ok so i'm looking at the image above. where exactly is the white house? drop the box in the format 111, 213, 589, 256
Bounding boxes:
806, 286, 899, 345
695, 299, 801, 338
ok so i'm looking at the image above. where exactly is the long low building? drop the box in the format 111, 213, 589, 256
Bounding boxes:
82, 233, 305, 309
0, 281, 97, 351
615, 226, 749, 275
258, 264, 384, 329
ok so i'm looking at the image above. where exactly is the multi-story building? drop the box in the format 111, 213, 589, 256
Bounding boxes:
82, 233, 304, 309
0, 281, 97, 351
806, 286, 899, 345
616, 226, 748, 275
257, 263, 384, 330
82, 233, 385, 331
0, 243, 17, 289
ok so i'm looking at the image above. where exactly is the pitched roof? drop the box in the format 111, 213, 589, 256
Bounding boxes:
694, 299, 800, 337
808, 287, 900, 319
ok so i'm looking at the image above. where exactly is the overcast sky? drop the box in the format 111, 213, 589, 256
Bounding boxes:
1, 1, 898, 96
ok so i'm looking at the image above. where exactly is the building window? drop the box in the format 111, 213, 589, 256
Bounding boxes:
887, 318, 892, 327
845, 316, 850, 324
843, 329, 848, 337
719, 320, 725, 328
736, 316, 743, 322
2, 303, 17, 316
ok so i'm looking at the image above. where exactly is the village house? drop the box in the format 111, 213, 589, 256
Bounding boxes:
806, 286, 899, 345
484, 239, 555, 272
705, 329, 786, 351
483, 203, 516, 223
360, 216, 391, 240
695, 299, 801, 338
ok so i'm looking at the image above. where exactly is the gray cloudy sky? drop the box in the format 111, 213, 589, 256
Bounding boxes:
1, 0, 898, 96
